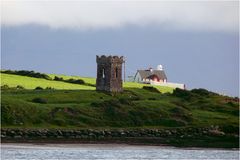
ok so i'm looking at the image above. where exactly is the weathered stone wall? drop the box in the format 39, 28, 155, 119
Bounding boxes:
1, 126, 229, 141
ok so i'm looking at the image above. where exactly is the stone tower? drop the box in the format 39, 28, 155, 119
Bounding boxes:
96, 55, 123, 92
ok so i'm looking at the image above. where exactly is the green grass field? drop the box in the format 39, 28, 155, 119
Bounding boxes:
1, 72, 238, 131
1, 71, 239, 148
1, 73, 173, 93
1, 73, 95, 90
1, 88, 239, 129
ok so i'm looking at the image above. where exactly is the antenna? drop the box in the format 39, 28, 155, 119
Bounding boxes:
123, 56, 126, 82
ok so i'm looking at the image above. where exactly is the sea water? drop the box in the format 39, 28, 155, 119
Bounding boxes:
1, 143, 239, 160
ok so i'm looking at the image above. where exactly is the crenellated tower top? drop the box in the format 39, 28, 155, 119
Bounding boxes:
96, 55, 124, 64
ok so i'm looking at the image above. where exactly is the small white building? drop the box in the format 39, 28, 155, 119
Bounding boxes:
134, 65, 185, 89
134, 65, 167, 83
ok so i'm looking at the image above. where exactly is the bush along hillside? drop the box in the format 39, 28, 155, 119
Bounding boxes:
54, 76, 95, 87
1, 70, 52, 80
1, 69, 93, 86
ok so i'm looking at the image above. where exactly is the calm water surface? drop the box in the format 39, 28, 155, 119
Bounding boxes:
1, 143, 239, 160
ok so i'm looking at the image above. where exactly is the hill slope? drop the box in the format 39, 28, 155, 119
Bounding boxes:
1, 73, 95, 90
2, 87, 238, 129
1, 72, 174, 93
1, 71, 239, 148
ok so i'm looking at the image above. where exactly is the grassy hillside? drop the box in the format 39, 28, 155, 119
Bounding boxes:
1, 73, 173, 93
1, 73, 95, 90
1, 87, 238, 130
1, 71, 238, 148
1, 71, 238, 130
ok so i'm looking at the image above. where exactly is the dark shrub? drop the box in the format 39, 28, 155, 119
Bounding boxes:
191, 88, 210, 96
32, 97, 47, 104
1, 70, 52, 80
220, 125, 239, 134
66, 78, 85, 84
46, 87, 54, 90
172, 88, 193, 100
104, 105, 116, 115
226, 102, 235, 107
92, 99, 121, 108
119, 97, 133, 105
128, 110, 144, 126
107, 99, 121, 107
35, 86, 43, 90
54, 76, 63, 81
16, 85, 25, 89
53, 76, 85, 85
170, 107, 193, 122
148, 97, 156, 100
170, 107, 185, 115
75, 79, 85, 84
91, 102, 101, 107
1, 85, 10, 90
129, 95, 141, 101
52, 118, 66, 126
142, 86, 160, 93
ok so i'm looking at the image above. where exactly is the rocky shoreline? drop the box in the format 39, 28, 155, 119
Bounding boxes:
1, 126, 227, 139
2, 126, 239, 148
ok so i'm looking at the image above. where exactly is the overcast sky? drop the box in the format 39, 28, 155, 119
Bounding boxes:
2, 1, 238, 32
1, 1, 239, 96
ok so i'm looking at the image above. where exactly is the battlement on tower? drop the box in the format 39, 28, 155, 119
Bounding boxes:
96, 55, 124, 64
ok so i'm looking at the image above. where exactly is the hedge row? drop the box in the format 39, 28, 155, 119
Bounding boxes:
1, 70, 52, 80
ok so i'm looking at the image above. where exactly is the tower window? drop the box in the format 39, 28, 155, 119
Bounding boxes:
115, 67, 118, 78
102, 68, 105, 78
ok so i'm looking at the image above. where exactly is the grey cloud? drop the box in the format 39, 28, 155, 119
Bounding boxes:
2, 1, 239, 32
